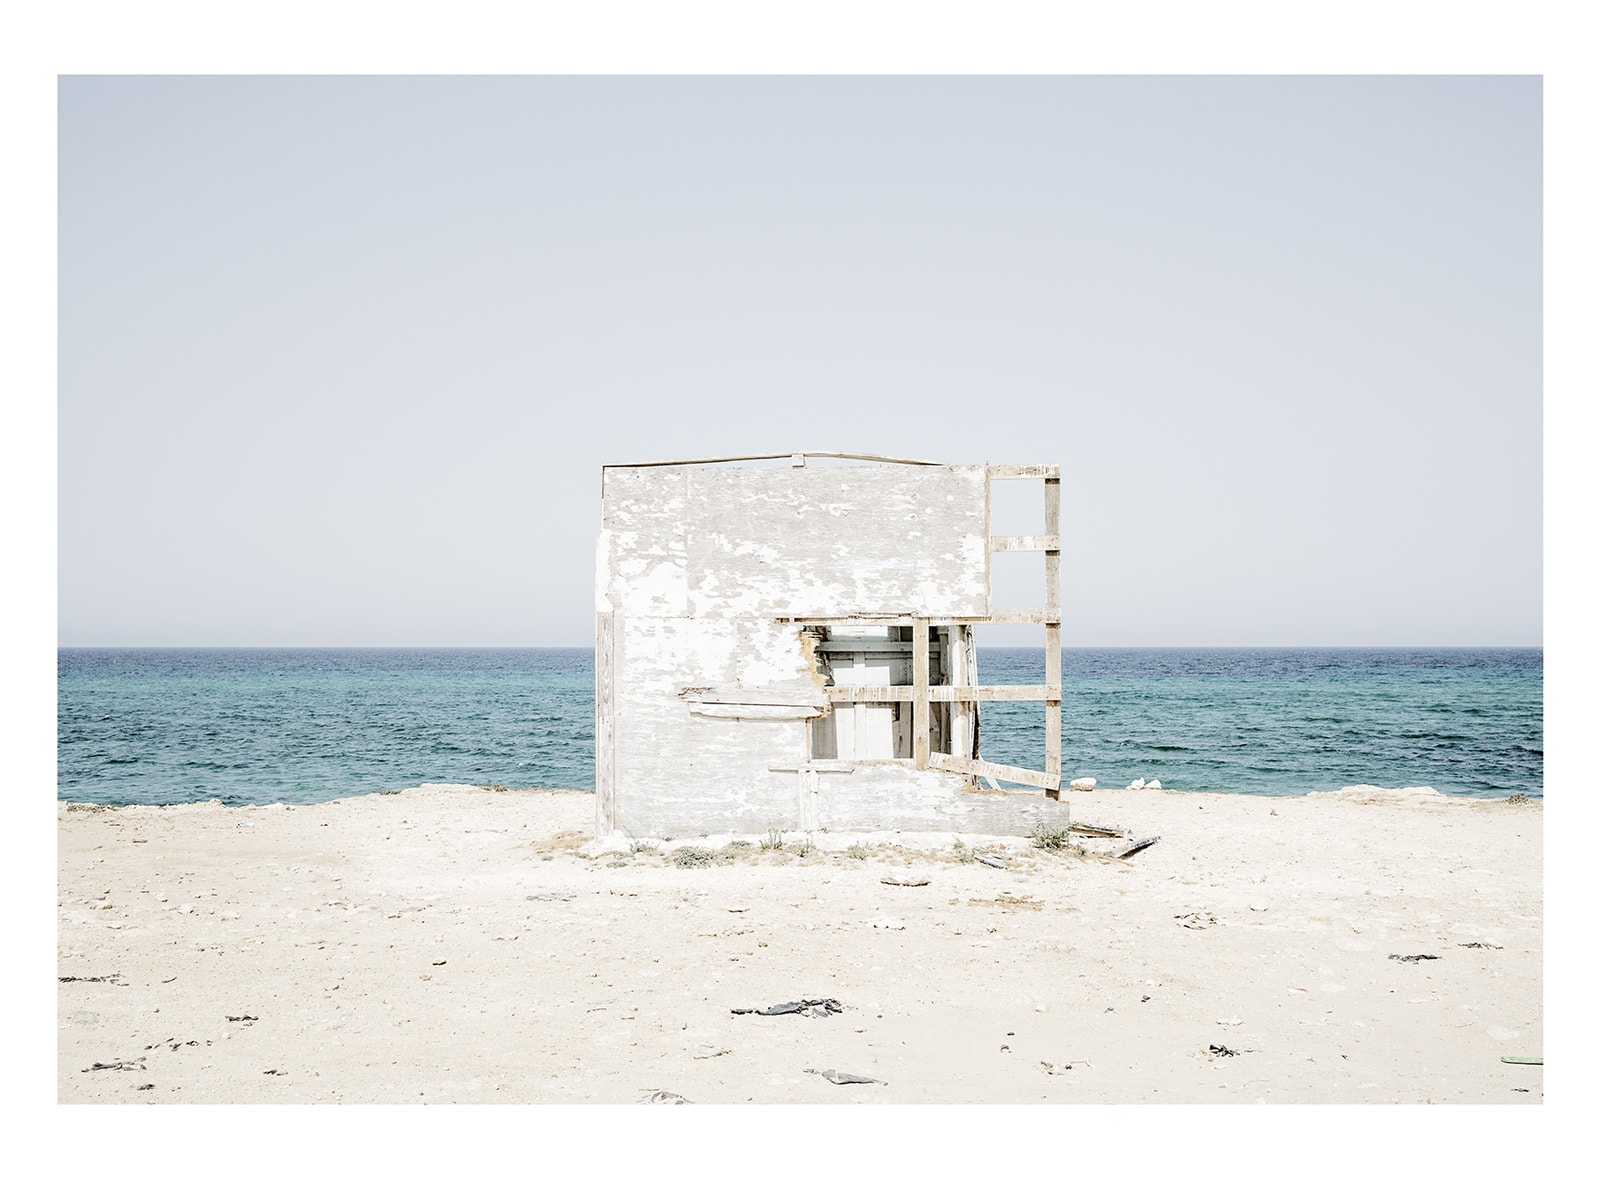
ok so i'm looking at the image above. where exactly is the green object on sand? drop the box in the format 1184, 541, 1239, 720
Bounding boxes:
1501, 1055, 1542, 1065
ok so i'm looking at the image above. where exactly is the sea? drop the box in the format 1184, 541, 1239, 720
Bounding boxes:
56, 647, 1543, 808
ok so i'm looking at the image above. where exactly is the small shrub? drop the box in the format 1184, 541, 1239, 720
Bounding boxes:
951, 838, 974, 863
793, 837, 818, 858
1505, 793, 1532, 805
847, 843, 869, 860
627, 840, 658, 855
1031, 823, 1072, 851
671, 846, 717, 869
760, 828, 785, 851
480, 784, 511, 793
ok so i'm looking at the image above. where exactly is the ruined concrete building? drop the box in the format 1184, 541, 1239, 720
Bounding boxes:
594, 453, 1062, 838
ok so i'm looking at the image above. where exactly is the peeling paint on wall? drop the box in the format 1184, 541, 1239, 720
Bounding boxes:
595, 454, 1061, 838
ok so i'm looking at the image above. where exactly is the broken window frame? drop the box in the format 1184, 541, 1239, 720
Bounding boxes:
776, 463, 1063, 798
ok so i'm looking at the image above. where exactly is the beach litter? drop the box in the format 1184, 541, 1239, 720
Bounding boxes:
974, 855, 1008, 870
806, 1068, 885, 1085
1040, 1060, 1090, 1074
82, 1057, 147, 1073
881, 876, 930, 887
731, 998, 843, 1018
1389, 953, 1441, 963
641, 1089, 693, 1104
59, 973, 128, 986
1175, 911, 1217, 929
1206, 1044, 1241, 1058
1501, 1056, 1542, 1065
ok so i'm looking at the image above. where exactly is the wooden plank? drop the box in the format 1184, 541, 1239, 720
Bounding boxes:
989, 535, 1061, 552
928, 752, 1060, 791
1116, 835, 1160, 860
1044, 473, 1062, 801
815, 640, 914, 654
985, 608, 1050, 625
768, 763, 858, 774
1069, 822, 1125, 838
686, 702, 828, 719
1044, 474, 1062, 617
950, 623, 971, 764
1045, 624, 1062, 801
913, 619, 929, 769
986, 464, 1061, 479
595, 610, 617, 836
826, 684, 1059, 703
776, 612, 1052, 626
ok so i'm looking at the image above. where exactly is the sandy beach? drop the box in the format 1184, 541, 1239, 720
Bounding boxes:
57, 783, 1541, 1105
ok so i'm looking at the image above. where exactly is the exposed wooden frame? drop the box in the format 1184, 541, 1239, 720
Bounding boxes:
1044, 472, 1062, 802
913, 619, 930, 769
928, 752, 1060, 791
785, 462, 1066, 804
989, 535, 1061, 552
986, 463, 1061, 479
825, 684, 1058, 702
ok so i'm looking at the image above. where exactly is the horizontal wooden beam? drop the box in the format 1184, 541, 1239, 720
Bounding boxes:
680, 684, 828, 719
928, 752, 1061, 791
825, 684, 1059, 703
989, 535, 1061, 552
986, 464, 1061, 479
686, 702, 827, 719
773, 611, 1060, 626
985, 608, 1061, 625
815, 640, 916, 654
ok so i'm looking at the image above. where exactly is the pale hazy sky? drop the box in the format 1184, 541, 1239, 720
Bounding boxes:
58, 75, 1541, 646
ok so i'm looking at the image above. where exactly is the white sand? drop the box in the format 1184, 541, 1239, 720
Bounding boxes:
58, 783, 1541, 1105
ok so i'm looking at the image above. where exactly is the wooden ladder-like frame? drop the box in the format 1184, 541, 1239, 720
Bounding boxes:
788, 462, 1063, 799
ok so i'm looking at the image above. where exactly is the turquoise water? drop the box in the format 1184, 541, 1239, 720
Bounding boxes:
57, 647, 1542, 807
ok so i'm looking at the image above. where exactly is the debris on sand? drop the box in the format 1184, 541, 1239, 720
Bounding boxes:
806, 1068, 884, 1085
731, 998, 842, 1018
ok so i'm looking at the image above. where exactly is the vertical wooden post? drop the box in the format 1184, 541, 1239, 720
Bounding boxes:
1044, 474, 1062, 802
595, 610, 618, 835
949, 623, 971, 761
913, 618, 930, 769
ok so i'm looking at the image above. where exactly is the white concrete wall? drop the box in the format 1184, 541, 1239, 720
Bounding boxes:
598, 461, 993, 837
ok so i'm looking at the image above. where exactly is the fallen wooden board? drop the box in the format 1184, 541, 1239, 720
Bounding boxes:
1069, 822, 1125, 838
1116, 835, 1161, 860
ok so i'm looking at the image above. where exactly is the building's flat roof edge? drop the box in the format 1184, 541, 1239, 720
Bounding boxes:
601, 451, 946, 469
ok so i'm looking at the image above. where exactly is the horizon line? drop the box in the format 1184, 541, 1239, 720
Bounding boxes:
58, 643, 1547, 651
